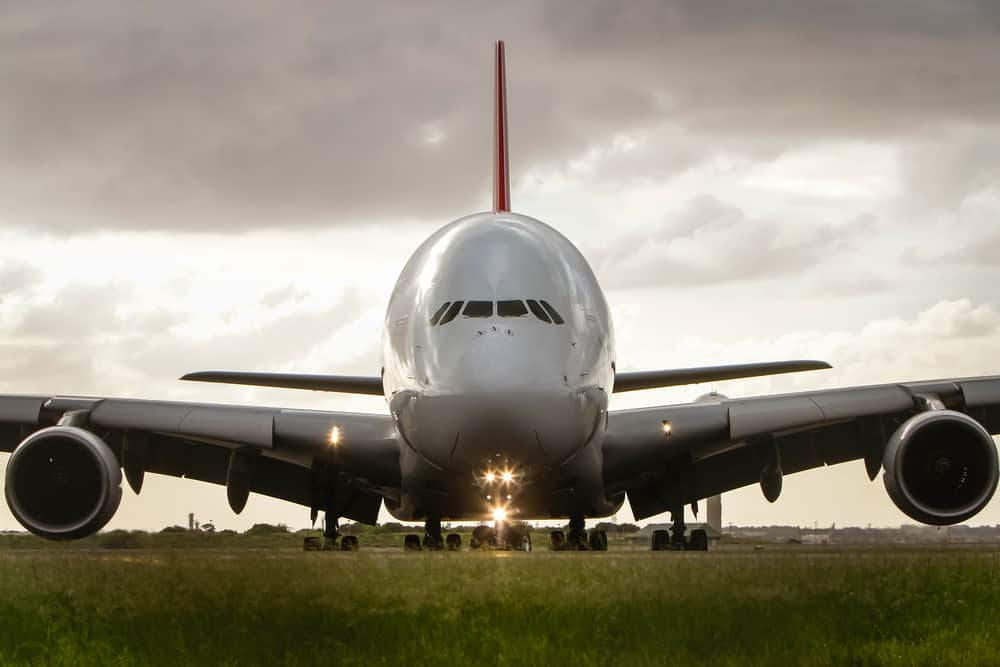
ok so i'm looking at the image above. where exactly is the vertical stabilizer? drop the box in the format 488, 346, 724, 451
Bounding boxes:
493, 40, 510, 212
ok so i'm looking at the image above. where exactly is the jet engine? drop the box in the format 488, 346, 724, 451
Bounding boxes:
883, 410, 999, 525
4, 426, 122, 540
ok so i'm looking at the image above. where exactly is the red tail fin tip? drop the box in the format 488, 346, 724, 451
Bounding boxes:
493, 40, 510, 213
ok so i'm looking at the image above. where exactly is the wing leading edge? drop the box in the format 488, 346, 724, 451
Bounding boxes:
181, 371, 384, 395
613, 359, 831, 393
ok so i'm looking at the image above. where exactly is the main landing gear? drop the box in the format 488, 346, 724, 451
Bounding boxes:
548, 514, 608, 551
302, 514, 361, 551
650, 506, 708, 551
403, 518, 462, 551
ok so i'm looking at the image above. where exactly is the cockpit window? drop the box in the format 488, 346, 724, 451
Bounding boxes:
526, 299, 551, 323
540, 300, 565, 325
497, 300, 528, 317
462, 300, 493, 318
429, 302, 451, 325
439, 301, 464, 325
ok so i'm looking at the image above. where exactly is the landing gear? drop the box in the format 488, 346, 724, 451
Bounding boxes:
446, 533, 462, 551
470, 525, 495, 549
423, 518, 445, 551
588, 529, 608, 551
670, 507, 687, 550
564, 514, 590, 550
403, 534, 422, 551
303, 536, 322, 551
651, 507, 710, 551
688, 529, 708, 552
549, 530, 566, 550
651, 529, 670, 551
340, 535, 359, 551
324, 514, 340, 551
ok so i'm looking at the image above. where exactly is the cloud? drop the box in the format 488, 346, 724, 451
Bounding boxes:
0, 280, 377, 397
592, 195, 856, 288
0, 262, 41, 299
2, 1, 999, 231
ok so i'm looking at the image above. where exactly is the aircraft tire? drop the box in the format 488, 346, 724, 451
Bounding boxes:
403, 534, 422, 551
446, 533, 462, 551
549, 530, 566, 550
651, 529, 670, 551
688, 529, 708, 551
303, 536, 323, 552
588, 529, 608, 551
341, 535, 359, 551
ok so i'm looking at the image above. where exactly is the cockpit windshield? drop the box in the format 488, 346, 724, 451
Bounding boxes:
430, 299, 564, 325
497, 300, 528, 317
462, 301, 494, 318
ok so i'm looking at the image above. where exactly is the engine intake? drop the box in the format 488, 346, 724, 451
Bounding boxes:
883, 410, 998, 525
4, 426, 122, 540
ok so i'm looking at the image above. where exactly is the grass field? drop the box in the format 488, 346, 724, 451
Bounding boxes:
1, 546, 999, 666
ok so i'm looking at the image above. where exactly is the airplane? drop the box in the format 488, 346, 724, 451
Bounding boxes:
2, 41, 999, 552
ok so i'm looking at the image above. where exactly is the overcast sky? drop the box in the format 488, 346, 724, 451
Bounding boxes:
2, 1, 999, 532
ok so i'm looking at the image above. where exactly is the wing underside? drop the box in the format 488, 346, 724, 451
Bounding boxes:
603, 375, 1000, 520
0, 394, 400, 525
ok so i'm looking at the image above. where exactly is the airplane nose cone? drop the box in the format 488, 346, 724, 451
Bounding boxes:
395, 331, 605, 470
405, 388, 602, 471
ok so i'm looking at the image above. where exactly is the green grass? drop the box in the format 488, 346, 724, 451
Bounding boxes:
1, 547, 999, 665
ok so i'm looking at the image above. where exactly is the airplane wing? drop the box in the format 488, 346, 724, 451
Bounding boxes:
613, 360, 831, 392
0, 394, 400, 528
603, 376, 1000, 521
181, 371, 384, 395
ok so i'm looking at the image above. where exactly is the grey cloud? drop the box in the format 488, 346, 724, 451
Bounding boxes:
0, 281, 376, 395
2, 1, 999, 231
592, 195, 855, 288
0, 262, 41, 298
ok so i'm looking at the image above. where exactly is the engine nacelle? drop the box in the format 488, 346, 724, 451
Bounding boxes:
4, 426, 122, 540
883, 410, 999, 525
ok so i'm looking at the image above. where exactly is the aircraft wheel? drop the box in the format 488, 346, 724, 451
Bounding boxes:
471, 525, 495, 549
303, 536, 323, 551
446, 533, 462, 551
688, 529, 708, 552
340, 535, 359, 551
422, 535, 444, 551
651, 529, 670, 551
403, 534, 422, 551
588, 529, 608, 551
549, 530, 566, 550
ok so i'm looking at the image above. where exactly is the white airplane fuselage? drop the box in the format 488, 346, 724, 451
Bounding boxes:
381, 212, 620, 521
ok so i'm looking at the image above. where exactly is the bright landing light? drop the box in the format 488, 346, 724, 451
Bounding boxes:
485, 472, 496, 483
492, 507, 507, 522
501, 471, 513, 483
329, 426, 342, 446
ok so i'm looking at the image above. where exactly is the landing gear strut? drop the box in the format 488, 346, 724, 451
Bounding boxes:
423, 518, 444, 550
323, 514, 340, 551
670, 506, 687, 550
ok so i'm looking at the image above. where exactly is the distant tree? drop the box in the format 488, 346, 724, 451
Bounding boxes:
99, 530, 144, 549
245, 523, 290, 536
160, 525, 187, 534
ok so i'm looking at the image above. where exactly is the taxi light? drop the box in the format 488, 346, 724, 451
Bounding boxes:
329, 426, 342, 446
662, 420, 672, 438
492, 507, 507, 522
